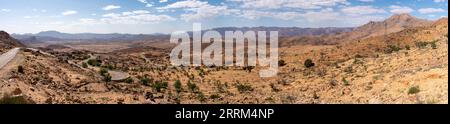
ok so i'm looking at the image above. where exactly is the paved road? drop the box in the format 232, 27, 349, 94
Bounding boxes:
0, 48, 20, 69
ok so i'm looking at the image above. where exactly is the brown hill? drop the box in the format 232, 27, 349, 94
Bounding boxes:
0, 31, 23, 52
280, 14, 433, 47
275, 16, 448, 104
347, 14, 431, 40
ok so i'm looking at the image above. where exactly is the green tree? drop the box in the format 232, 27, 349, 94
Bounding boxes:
235, 82, 253, 93
87, 59, 101, 66
431, 42, 437, 49
174, 80, 182, 93
304, 59, 315, 68
82, 62, 88, 68
99, 68, 108, 76
104, 73, 112, 82
408, 86, 420, 94
125, 77, 134, 83
187, 80, 199, 93
141, 77, 152, 86
152, 81, 168, 92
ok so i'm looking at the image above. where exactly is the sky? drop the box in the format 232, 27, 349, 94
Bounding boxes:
0, 0, 448, 34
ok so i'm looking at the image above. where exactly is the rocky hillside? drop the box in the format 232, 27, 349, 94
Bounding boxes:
280, 14, 433, 47
344, 14, 431, 41
0, 31, 23, 53
274, 16, 448, 104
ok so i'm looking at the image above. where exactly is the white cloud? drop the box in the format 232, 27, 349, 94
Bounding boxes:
137, 0, 148, 3
98, 10, 175, 24
160, 0, 168, 3
418, 8, 445, 14
434, 0, 447, 3
300, 8, 385, 27
159, 0, 208, 9
122, 10, 150, 15
389, 5, 414, 14
79, 18, 101, 25
159, 0, 237, 22
137, 0, 154, 7
181, 6, 233, 21
32, 9, 46, 13
358, 0, 374, 2
23, 15, 40, 19
240, 10, 301, 20
228, 0, 349, 9
240, 8, 338, 22
341, 6, 386, 16
239, 7, 386, 27
62, 10, 77, 16
300, 8, 341, 22
1, 9, 11, 12
103, 5, 121, 11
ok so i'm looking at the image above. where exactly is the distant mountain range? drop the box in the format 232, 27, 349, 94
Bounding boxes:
12, 31, 170, 45
198, 27, 354, 37
280, 14, 438, 46
11, 14, 435, 46
12, 27, 354, 45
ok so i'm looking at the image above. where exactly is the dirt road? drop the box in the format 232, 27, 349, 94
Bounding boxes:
0, 48, 20, 69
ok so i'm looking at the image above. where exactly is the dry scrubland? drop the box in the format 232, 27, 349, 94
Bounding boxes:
0, 14, 448, 104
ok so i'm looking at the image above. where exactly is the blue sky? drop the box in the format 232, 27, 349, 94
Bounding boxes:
0, 0, 448, 34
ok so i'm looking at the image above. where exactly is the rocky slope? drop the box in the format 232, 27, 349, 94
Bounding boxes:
0, 31, 23, 54
280, 14, 433, 47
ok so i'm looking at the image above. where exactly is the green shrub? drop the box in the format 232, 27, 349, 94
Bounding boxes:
342, 78, 349, 86
103, 64, 114, 70
152, 81, 168, 92
124, 77, 133, 83
278, 60, 287, 67
187, 80, 199, 93
235, 82, 253, 93
431, 42, 437, 49
304, 59, 315, 68
174, 80, 182, 93
197, 92, 206, 102
198, 69, 205, 77
141, 77, 153, 86
87, 59, 101, 66
243, 66, 255, 72
408, 86, 420, 94
82, 62, 88, 68
103, 73, 112, 82
0, 94, 34, 104
405, 45, 411, 50
209, 94, 221, 99
18, 66, 24, 74
355, 54, 363, 58
99, 68, 108, 76
415, 42, 429, 49
344, 66, 353, 73
386, 45, 401, 53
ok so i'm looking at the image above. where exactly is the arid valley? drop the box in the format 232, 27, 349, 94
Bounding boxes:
1, 13, 448, 104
